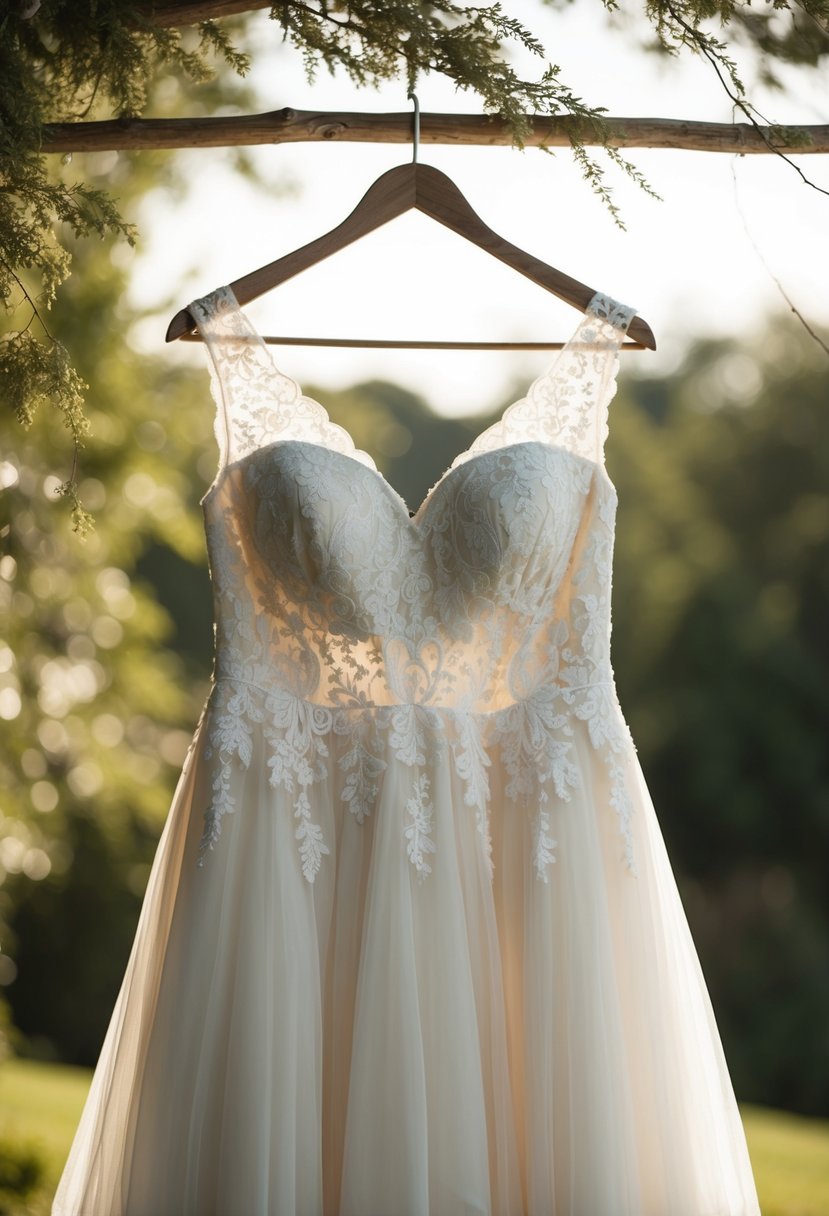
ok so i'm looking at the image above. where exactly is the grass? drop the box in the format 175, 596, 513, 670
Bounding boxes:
0, 1059, 91, 1178
1, 1058, 828, 1215
0, 1058, 93, 1216
744, 1104, 829, 1216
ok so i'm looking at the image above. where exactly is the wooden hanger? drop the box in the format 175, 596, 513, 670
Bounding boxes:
167, 100, 655, 351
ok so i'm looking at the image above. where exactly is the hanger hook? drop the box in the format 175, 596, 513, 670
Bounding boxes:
407, 90, 420, 164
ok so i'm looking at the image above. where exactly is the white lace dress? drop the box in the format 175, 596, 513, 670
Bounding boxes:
52, 286, 761, 1216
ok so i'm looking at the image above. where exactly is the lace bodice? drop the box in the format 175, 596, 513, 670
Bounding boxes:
187, 285, 639, 885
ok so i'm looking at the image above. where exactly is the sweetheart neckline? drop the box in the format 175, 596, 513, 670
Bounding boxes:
200, 436, 617, 528
211, 284, 607, 517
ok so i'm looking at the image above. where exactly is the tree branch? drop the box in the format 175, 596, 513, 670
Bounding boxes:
660, 0, 829, 197
144, 0, 272, 24
40, 108, 829, 153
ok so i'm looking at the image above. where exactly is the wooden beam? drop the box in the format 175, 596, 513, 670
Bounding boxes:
40, 108, 829, 154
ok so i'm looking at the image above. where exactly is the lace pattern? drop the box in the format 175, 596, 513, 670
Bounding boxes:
444, 290, 636, 477
188, 286, 379, 478
188, 284, 639, 885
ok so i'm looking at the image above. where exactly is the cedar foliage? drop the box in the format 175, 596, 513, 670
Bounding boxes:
1, 0, 828, 530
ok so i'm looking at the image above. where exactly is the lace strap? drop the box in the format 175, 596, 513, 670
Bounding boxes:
186, 284, 301, 470
187, 284, 380, 476
584, 292, 636, 462
460, 290, 635, 470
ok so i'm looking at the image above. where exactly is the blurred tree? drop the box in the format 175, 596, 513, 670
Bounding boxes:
610, 320, 829, 1115
0, 40, 270, 1062
0, 218, 213, 1061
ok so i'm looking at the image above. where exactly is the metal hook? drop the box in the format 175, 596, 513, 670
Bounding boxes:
407, 91, 420, 164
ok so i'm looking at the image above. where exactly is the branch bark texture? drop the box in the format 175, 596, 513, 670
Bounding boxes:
145, 0, 272, 23
41, 108, 829, 154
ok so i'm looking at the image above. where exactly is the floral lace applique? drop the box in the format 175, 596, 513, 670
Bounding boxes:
404, 773, 436, 880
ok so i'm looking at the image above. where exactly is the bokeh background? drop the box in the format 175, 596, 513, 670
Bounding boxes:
1, 4, 828, 1213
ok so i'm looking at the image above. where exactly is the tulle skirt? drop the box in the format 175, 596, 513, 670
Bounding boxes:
52, 699, 761, 1215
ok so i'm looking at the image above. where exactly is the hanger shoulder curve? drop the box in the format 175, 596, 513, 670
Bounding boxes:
165, 165, 415, 342
166, 161, 655, 350
410, 164, 654, 348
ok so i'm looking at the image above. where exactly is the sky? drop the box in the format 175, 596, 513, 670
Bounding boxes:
125, 3, 829, 419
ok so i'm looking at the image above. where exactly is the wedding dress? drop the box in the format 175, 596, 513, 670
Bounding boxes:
52, 285, 761, 1216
